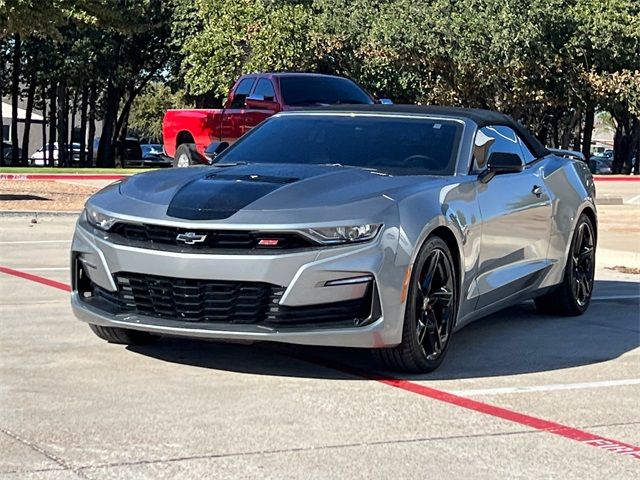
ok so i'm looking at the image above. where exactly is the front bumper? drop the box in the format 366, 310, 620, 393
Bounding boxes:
70, 222, 406, 348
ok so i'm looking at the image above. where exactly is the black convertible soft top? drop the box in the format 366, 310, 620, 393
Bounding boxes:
316, 104, 550, 158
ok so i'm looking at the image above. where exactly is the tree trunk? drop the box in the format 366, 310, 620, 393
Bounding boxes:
20, 79, 36, 166
632, 117, 640, 176
114, 86, 136, 167
79, 85, 88, 167
552, 115, 559, 149
41, 82, 47, 159
560, 110, 581, 150
0, 98, 4, 166
56, 82, 68, 167
10, 33, 21, 166
611, 114, 633, 174
87, 83, 96, 166
581, 106, 595, 161
69, 88, 78, 164
97, 79, 119, 168
573, 109, 582, 152
48, 82, 57, 167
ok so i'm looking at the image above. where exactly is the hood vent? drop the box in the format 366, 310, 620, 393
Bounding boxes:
206, 172, 299, 184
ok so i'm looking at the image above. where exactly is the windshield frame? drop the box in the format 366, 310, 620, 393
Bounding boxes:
214, 112, 468, 176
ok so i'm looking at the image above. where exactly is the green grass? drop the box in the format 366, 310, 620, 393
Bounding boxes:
0, 167, 154, 174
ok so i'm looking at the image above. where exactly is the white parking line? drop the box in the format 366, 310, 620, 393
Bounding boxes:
449, 379, 640, 396
0, 240, 71, 244
592, 295, 640, 301
627, 194, 640, 204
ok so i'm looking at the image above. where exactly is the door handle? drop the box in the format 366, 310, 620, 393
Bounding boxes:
531, 185, 543, 197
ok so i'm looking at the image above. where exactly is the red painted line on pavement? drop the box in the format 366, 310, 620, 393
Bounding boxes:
593, 176, 640, 182
290, 356, 640, 460
378, 377, 640, 458
0, 174, 126, 181
3, 266, 639, 460
0, 266, 70, 292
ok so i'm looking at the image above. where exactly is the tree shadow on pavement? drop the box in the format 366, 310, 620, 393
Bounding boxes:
128, 280, 639, 381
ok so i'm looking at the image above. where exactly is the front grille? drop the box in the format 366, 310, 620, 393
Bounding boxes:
106, 222, 316, 253
82, 271, 373, 328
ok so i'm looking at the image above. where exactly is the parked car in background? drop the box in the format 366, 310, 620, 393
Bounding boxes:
1, 141, 21, 161
162, 72, 388, 167
30, 143, 83, 166
118, 137, 143, 167
140, 143, 172, 168
92, 137, 145, 167
589, 157, 612, 174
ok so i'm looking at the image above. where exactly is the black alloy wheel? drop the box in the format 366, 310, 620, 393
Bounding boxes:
376, 236, 458, 373
571, 220, 595, 307
415, 247, 455, 361
535, 213, 596, 316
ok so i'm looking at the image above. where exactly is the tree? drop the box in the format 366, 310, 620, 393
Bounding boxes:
129, 82, 191, 141
181, 0, 318, 101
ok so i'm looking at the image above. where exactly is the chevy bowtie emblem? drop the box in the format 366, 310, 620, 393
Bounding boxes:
176, 232, 208, 245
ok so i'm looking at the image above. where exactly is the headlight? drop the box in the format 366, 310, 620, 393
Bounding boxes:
304, 224, 381, 244
84, 204, 118, 231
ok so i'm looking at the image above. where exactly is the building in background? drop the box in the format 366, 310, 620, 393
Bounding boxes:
1, 98, 45, 159
591, 113, 615, 154
2, 96, 103, 164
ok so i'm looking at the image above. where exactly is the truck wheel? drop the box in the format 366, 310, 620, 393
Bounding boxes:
89, 324, 159, 345
173, 143, 202, 167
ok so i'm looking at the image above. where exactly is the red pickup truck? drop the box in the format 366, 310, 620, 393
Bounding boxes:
163, 73, 380, 167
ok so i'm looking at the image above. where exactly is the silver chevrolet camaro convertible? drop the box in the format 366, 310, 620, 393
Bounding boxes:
71, 106, 597, 373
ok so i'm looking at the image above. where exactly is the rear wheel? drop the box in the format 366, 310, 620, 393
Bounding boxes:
89, 324, 159, 345
535, 213, 596, 316
172, 143, 201, 167
376, 236, 458, 373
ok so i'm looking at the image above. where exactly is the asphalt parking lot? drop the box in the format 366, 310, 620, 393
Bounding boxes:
1, 182, 639, 479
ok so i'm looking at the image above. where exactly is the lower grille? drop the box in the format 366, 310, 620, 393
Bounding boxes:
82, 270, 372, 328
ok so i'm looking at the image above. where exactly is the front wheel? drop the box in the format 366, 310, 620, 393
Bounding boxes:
535, 213, 596, 316
375, 236, 458, 373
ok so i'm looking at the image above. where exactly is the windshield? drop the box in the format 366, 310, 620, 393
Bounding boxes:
280, 76, 373, 106
216, 115, 462, 176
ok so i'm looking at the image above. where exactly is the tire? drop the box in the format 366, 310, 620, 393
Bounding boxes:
89, 324, 159, 345
535, 213, 596, 316
172, 143, 202, 168
375, 236, 458, 373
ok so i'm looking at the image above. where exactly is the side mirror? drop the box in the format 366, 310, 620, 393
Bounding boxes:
378, 98, 393, 105
245, 94, 278, 110
204, 141, 229, 163
479, 152, 524, 183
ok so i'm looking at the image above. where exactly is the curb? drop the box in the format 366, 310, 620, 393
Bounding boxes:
0, 210, 81, 217
0, 174, 126, 181
593, 176, 640, 182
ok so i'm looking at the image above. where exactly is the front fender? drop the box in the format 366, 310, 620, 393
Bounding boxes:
395, 178, 482, 326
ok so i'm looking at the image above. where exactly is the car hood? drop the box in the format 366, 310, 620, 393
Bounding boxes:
108, 163, 449, 222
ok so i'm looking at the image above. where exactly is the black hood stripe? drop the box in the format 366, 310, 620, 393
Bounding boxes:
166, 164, 334, 220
